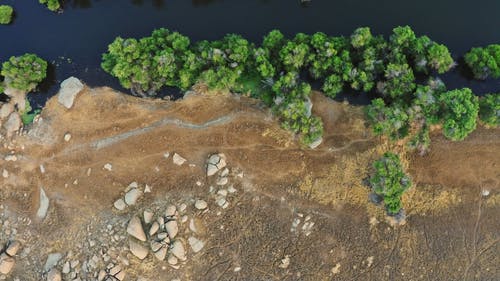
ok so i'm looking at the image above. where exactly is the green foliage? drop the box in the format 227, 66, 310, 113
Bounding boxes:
426, 43, 454, 74
438, 88, 479, 141
390, 26, 416, 50
379, 63, 415, 99
366, 98, 410, 140
1, 54, 48, 92
279, 41, 310, 72
464, 44, 500, 79
20, 99, 41, 125
0, 5, 13, 24
479, 93, 499, 127
370, 152, 411, 214
350, 27, 373, 49
39, 0, 61, 11
322, 74, 343, 98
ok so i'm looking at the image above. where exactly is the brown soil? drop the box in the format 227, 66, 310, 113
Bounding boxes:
0, 87, 498, 281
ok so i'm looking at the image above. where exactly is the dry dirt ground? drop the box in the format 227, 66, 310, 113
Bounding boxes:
0, 87, 498, 281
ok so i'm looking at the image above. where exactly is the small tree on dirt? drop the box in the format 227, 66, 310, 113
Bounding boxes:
1, 54, 48, 92
370, 152, 412, 215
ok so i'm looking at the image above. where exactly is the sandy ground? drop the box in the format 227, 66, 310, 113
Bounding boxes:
0, 87, 498, 281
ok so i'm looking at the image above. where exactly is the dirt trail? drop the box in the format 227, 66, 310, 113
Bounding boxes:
0, 87, 498, 281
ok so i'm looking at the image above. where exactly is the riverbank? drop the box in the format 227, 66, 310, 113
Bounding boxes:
0, 85, 498, 280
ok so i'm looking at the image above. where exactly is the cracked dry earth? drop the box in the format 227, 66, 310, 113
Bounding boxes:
0, 87, 499, 281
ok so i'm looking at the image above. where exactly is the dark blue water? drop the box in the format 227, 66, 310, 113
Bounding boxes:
0, 0, 499, 107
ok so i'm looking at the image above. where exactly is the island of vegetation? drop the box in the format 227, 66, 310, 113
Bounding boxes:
0, 5, 13, 24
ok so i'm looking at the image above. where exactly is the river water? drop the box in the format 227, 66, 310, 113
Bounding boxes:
0, 0, 499, 106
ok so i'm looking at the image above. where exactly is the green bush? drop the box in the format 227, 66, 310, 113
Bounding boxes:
366, 98, 410, 140
479, 93, 499, 127
0, 5, 13, 24
438, 88, 479, 141
370, 152, 412, 214
1, 54, 48, 92
39, 0, 61, 12
464, 44, 500, 80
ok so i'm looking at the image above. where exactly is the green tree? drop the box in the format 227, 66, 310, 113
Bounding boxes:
479, 93, 499, 127
464, 44, 500, 79
279, 41, 310, 72
378, 63, 416, 99
370, 152, 412, 215
366, 98, 410, 140
350, 27, 373, 49
426, 43, 454, 74
0, 5, 13, 24
390, 26, 416, 51
1, 54, 48, 92
39, 0, 61, 11
322, 74, 343, 98
438, 88, 479, 141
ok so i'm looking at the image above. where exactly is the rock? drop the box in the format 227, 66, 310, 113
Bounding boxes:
189, 219, 197, 233
63, 133, 71, 142
167, 255, 178, 266
4, 112, 21, 137
308, 137, 323, 149
57, 77, 84, 109
217, 189, 228, 197
97, 270, 106, 281
0, 103, 14, 119
150, 241, 163, 253
143, 210, 154, 224
149, 222, 160, 236
369, 193, 383, 205
194, 200, 207, 210
163, 152, 170, 158
165, 221, 179, 239
170, 240, 186, 261
172, 153, 186, 166
178, 203, 187, 212
127, 216, 146, 242
62, 262, 70, 274
216, 177, 228, 186
37, 187, 50, 220
113, 199, 126, 211
220, 168, 229, 177
216, 197, 227, 208
103, 163, 112, 171
0, 253, 15, 274
188, 237, 205, 253
109, 265, 121, 275
154, 247, 167, 261
2, 169, 8, 178
206, 153, 227, 176
114, 271, 125, 281
481, 189, 490, 197
44, 253, 62, 271
4, 155, 17, 161
47, 268, 62, 281
129, 240, 148, 260
279, 255, 290, 269
144, 184, 152, 193
165, 205, 177, 217
5, 241, 21, 256
124, 188, 141, 206
228, 185, 237, 193
40, 164, 46, 174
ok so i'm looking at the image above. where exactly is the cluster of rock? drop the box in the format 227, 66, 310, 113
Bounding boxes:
290, 213, 315, 237
113, 182, 151, 211
0, 241, 20, 276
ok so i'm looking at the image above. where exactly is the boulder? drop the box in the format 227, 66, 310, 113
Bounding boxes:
170, 240, 187, 261
5, 241, 21, 256
188, 237, 205, 253
0, 103, 14, 119
194, 199, 207, 210
4, 112, 21, 137
124, 188, 141, 206
165, 221, 179, 239
43, 253, 62, 271
0, 253, 15, 274
127, 216, 146, 242
207, 153, 227, 176
36, 187, 50, 220
172, 153, 187, 166
47, 268, 62, 281
57, 77, 84, 109
129, 240, 148, 260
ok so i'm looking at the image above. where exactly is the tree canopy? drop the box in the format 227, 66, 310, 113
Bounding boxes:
464, 44, 500, 80
39, 0, 61, 12
1, 54, 48, 92
0, 5, 13, 25
438, 88, 479, 141
479, 93, 499, 127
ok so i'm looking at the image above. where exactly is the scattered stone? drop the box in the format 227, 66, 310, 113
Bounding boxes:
113, 199, 126, 211
0, 253, 15, 274
217, 189, 228, 197
279, 255, 290, 269
170, 241, 186, 261
44, 253, 62, 271
143, 210, 154, 224
216, 197, 228, 209
124, 188, 141, 206
47, 268, 62, 281
366, 256, 374, 267
165, 205, 177, 217
103, 163, 112, 171
127, 216, 146, 242
129, 240, 148, 260
149, 222, 160, 236
196, 181, 202, 186
57, 77, 84, 109
5, 241, 21, 256
206, 153, 227, 176
2, 169, 8, 178
172, 153, 186, 166
188, 237, 205, 253
165, 221, 179, 239
37, 187, 50, 220
154, 247, 167, 261
194, 200, 207, 210
63, 133, 71, 142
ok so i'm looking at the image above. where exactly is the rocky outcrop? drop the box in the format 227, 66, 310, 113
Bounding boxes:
57, 77, 84, 109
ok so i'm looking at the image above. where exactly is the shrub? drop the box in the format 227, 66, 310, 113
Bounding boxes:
438, 88, 479, 141
0, 5, 13, 24
1, 54, 48, 92
370, 152, 412, 214
464, 44, 500, 79
39, 0, 61, 12
366, 98, 410, 140
479, 93, 499, 127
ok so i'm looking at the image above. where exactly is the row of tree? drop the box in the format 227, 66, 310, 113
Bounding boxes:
102, 26, 499, 146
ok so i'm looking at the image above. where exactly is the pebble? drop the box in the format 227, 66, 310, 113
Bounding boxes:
163, 152, 170, 158
234, 267, 241, 272
63, 133, 71, 142
6, 241, 21, 256
124, 188, 141, 206
47, 268, 62, 281
216, 197, 227, 208
167, 255, 178, 266
481, 189, 490, 197
40, 165, 46, 174
150, 241, 162, 253
4, 155, 17, 162
144, 184, 152, 193
178, 203, 187, 212
194, 200, 207, 210
228, 185, 237, 193
149, 222, 160, 236
143, 210, 154, 224
113, 199, 126, 211
220, 168, 229, 177
127, 216, 146, 242
2, 169, 8, 178
129, 240, 148, 260
154, 247, 167, 261
189, 219, 197, 233
188, 237, 205, 253
37, 188, 50, 220
128, 182, 138, 189
165, 221, 179, 238
165, 205, 177, 217
172, 153, 187, 166
44, 253, 62, 271
62, 262, 70, 274
216, 177, 228, 186
0, 253, 15, 274
103, 163, 112, 171
217, 189, 228, 197
170, 240, 187, 261
206, 153, 227, 176
279, 255, 290, 269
